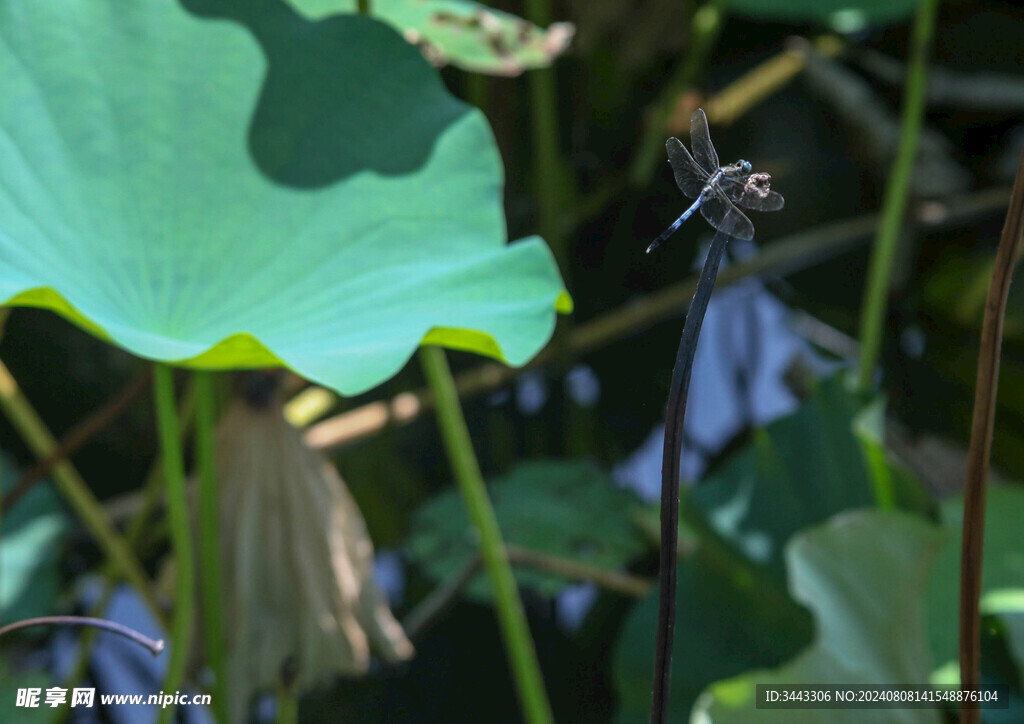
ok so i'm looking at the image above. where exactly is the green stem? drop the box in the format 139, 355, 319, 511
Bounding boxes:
856, 0, 940, 399
419, 346, 553, 724
356, 0, 370, 14
524, 0, 578, 452
465, 71, 489, 112
628, 0, 725, 188
0, 358, 163, 623
195, 371, 227, 723
153, 364, 194, 724
276, 679, 298, 724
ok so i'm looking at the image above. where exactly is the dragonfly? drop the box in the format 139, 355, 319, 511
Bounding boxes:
646, 108, 784, 253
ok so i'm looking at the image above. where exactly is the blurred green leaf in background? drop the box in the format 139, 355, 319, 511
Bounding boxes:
688, 374, 929, 574
0, 455, 66, 626
694, 511, 945, 724
407, 458, 646, 599
927, 485, 1024, 686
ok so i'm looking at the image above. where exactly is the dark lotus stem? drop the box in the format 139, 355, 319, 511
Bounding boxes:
0, 616, 165, 657
650, 230, 731, 724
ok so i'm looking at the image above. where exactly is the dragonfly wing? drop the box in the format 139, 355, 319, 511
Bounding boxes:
665, 138, 707, 198
743, 189, 785, 212
701, 188, 755, 241
690, 109, 720, 174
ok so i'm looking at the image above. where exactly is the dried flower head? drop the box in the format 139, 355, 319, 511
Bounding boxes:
212, 393, 413, 719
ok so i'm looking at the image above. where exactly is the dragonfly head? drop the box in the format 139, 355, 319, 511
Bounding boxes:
738, 159, 752, 175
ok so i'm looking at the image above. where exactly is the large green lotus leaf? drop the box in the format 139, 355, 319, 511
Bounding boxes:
726, 0, 920, 28
694, 511, 944, 724
288, 0, 574, 76
0, 1, 569, 396
927, 485, 1024, 684
406, 458, 646, 600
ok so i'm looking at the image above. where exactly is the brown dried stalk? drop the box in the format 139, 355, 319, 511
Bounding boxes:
959, 151, 1024, 724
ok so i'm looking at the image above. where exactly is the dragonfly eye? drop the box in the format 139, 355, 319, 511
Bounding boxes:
739, 160, 752, 175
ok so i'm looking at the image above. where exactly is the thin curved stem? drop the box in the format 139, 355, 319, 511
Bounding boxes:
419, 346, 553, 724
195, 370, 227, 723
153, 364, 194, 724
0, 616, 164, 657
856, 0, 940, 400
959, 151, 1024, 724
650, 230, 730, 724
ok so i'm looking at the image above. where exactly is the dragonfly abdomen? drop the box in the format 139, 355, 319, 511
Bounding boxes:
645, 169, 725, 254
